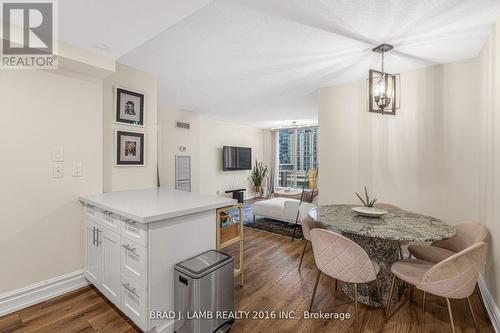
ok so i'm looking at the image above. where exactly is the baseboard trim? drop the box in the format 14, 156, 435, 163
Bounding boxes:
478, 274, 500, 332
154, 319, 174, 333
0, 270, 88, 317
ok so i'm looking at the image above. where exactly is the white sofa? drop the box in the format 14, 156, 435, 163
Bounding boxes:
252, 197, 300, 223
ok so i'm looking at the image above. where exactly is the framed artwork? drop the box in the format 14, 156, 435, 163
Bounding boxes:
115, 87, 144, 126
116, 131, 144, 165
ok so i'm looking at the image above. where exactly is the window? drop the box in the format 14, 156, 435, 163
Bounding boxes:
277, 126, 318, 189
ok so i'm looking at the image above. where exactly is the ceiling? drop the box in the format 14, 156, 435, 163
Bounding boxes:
59, 0, 212, 58
60, 0, 500, 128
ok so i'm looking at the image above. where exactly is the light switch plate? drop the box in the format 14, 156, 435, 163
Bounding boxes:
53, 147, 64, 162
72, 162, 83, 177
52, 164, 63, 178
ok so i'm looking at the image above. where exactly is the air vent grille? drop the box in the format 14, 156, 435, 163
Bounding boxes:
176, 121, 190, 130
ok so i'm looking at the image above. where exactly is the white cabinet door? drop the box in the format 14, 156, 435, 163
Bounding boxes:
99, 228, 121, 306
84, 219, 100, 285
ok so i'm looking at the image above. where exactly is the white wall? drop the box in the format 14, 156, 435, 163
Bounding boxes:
0, 70, 103, 294
199, 115, 264, 198
158, 109, 266, 199
158, 109, 201, 192
479, 21, 500, 308
319, 38, 500, 307
318, 58, 482, 222
103, 63, 158, 192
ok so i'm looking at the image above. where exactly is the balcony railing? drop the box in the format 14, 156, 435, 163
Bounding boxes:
277, 169, 316, 189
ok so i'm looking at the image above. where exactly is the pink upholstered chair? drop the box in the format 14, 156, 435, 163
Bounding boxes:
386, 242, 487, 333
374, 203, 400, 210
408, 222, 488, 262
408, 222, 488, 311
298, 202, 321, 270
309, 229, 383, 332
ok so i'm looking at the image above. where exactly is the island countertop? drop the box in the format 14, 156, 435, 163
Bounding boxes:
79, 187, 236, 223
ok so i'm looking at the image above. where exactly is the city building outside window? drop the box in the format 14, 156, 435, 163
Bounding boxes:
277, 126, 318, 189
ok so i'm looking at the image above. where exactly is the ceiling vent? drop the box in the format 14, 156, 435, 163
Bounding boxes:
175, 121, 190, 130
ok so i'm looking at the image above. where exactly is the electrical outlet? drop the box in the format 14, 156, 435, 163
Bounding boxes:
52, 147, 64, 161
52, 164, 63, 178
72, 162, 83, 177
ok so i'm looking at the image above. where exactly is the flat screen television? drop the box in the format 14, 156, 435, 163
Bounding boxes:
223, 146, 252, 171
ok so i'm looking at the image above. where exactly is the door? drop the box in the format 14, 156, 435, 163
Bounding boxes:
100, 228, 121, 305
84, 219, 99, 285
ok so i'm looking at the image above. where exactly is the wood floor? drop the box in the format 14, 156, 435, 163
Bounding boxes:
0, 227, 493, 333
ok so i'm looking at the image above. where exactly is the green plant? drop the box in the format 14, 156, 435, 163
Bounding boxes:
251, 161, 268, 187
355, 186, 378, 207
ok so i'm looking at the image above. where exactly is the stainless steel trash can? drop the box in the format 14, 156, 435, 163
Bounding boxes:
174, 250, 234, 333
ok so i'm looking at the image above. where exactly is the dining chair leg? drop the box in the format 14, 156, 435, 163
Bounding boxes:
467, 296, 480, 333
375, 278, 383, 308
422, 291, 426, 313
445, 298, 456, 333
298, 241, 307, 271
399, 244, 404, 259
385, 275, 396, 322
309, 270, 321, 312
333, 278, 338, 293
354, 283, 359, 333
409, 284, 414, 304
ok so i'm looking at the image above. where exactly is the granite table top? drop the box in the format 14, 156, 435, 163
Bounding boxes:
308, 204, 456, 242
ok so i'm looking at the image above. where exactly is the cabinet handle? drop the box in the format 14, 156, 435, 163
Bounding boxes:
122, 283, 138, 297
96, 229, 102, 246
92, 227, 96, 245
122, 244, 137, 253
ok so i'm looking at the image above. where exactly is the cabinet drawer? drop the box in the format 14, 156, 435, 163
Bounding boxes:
121, 218, 147, 247
121, 239, 147, 288
102, 212, 121, 232
120, 275, 146, 330
84, 205, 104, 222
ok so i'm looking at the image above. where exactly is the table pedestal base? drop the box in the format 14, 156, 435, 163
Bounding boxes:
340, 233, 402, 308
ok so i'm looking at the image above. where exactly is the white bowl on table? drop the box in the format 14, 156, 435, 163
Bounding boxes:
352, 206, 388, 218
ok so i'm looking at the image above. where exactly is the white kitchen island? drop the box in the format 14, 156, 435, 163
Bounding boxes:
79, 188, 236, 333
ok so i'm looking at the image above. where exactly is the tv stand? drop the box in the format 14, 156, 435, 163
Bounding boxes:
225, 189, 246, 203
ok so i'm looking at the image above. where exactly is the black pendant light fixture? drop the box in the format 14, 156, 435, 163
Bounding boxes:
368, 43, 400, 115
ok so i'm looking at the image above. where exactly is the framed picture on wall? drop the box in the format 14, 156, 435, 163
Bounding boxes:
116, 131, 144, 165
115, 87, 144, 126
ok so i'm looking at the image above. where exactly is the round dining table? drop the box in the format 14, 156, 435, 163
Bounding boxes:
308, 204, 456, 308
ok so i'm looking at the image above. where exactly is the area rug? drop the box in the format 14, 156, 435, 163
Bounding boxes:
226, 203, 303, 239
